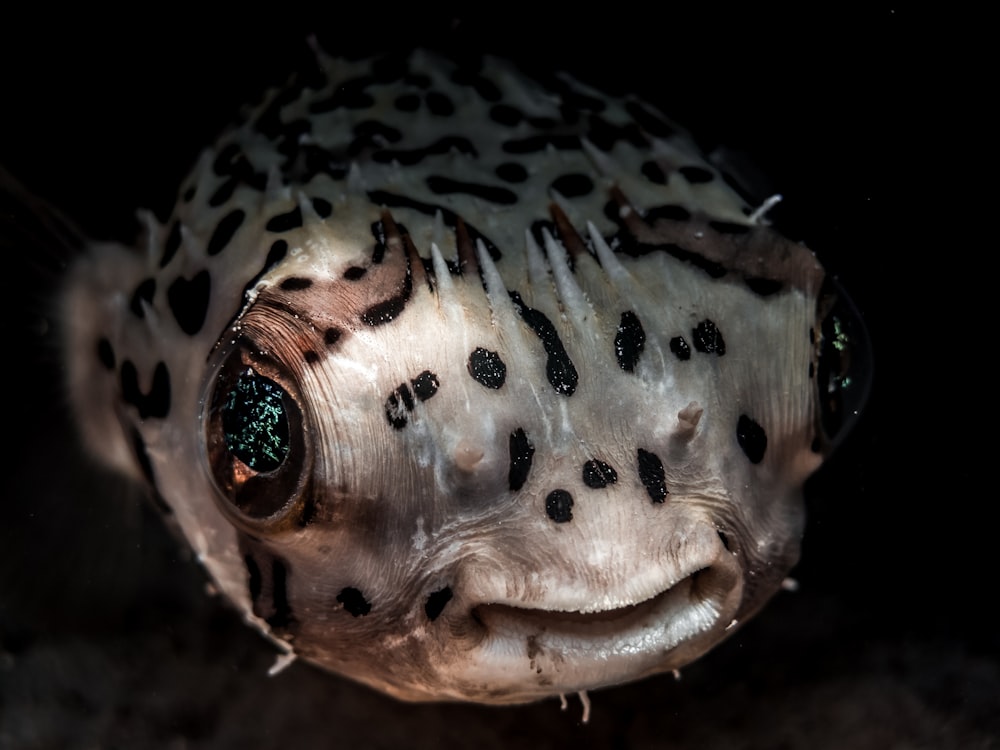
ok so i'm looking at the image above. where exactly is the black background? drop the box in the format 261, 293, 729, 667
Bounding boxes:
1, 8, 993, 748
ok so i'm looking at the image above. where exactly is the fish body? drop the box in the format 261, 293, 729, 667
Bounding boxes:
61, 47, 867, 703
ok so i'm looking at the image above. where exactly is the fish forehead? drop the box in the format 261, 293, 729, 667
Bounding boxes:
63, 47, 839, 703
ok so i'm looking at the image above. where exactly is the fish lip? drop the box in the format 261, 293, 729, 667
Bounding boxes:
469, 556, 740, 645
446, 538, 745, 700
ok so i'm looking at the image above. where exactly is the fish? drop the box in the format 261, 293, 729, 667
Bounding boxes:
55, 43, 869, 705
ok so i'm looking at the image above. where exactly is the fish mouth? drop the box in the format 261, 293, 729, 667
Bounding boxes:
470, 566, 733, 647
472, 564, 732, 636
452, 549, 744, 701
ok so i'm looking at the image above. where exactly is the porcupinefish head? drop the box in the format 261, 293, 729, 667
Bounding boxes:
60, 47, 869, 703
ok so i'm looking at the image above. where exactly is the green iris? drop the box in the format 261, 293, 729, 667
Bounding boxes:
221, 368, 290, 472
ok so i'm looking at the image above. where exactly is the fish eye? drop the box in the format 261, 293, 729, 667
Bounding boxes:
204, 343, 309, 524
221, 368, 290, 472
815, 276, 873, 450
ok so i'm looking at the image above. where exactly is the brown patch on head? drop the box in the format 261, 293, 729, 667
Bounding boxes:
611, 185, 826, 295
548, 202, 588, 259
454, 216, 479, 276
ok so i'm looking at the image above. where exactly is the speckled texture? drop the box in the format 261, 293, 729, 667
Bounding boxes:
2, 10, 995, 748
57, 40, 853, 702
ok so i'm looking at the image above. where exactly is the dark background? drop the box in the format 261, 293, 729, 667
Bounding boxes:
1, 8, 993, 749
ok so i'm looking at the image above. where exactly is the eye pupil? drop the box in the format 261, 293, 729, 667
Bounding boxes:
222, 368, 290, 472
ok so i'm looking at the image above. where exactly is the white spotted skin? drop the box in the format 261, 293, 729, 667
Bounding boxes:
62, 47, 850, 703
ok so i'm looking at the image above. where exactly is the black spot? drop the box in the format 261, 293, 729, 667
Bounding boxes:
304, 350, 320, 365
384, 392, 408, 430
670, 336, 691, 361
324, 327, 343, 346
206, 209, 245, 256
343, 266, 367, 280
625, 100, 676, 138
280, 277, 313, 291
586, 114, 647, 151
161, 221, 182, 267
266, 559, 293, 629
411, 371, 440, 401
709, 220, 749, 235
641, 161, 667, 185
369, 219, 389, 264
268, 240, 288, 265
582, 460, 618, 489
692, 319, 726, 356
129, 426, 157, 487
311, 197, 333, 219
809, 361, 815, 379
426, 91, 454, 116
266, 206, 304, 233
245, 554, 263, 603
253, 85, 302, 139
545, 490, 574, 523
550, 173, 593, 198
425, 176, 518, 205
359, 258, 412, 326
637, 449, 668, 503
467, 347, 507, 389
717, 530, 731, 551
679, 166, 714, 184
508, 292, 578, 396
529, 219, 557, 247
502, 134, 582, 154
495, 162, 528, 183
736, 414, 767, 464
121, 360, 171, 419
644, 205, 691, 223
206, 146, 268, 207
373, 136, 477, 166
615, 311, 645, 372
96, 338, 115, 370
182, 186, 195, 202
129, 278, 155, 318
662, 244, 728, 278
394, 93, 420, 111
489, 104, 522, 126
528, 116, 558, 129
385, 370, 437, 429
337, 587, 372, 617
167, 270, 211, 335
745, 277, 784, 296
508, 428, 534, 492
289, 143, 349, 183
208, 178, 238, 207
425, 586, 453, 621
396, 383, 415, 411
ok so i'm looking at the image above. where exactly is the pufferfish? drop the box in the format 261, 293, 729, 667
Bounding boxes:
59, 45, 868, 705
